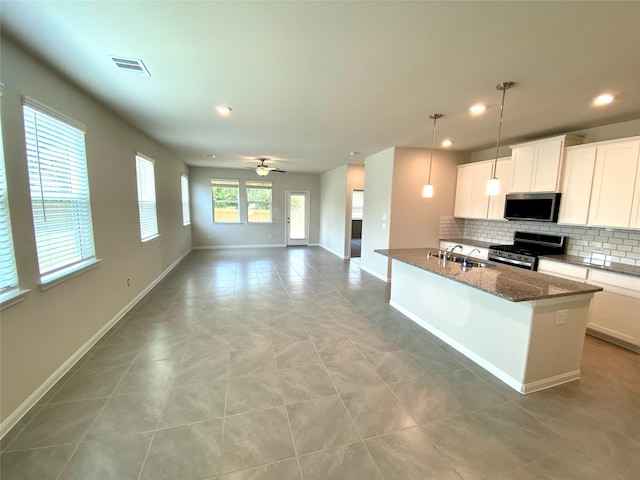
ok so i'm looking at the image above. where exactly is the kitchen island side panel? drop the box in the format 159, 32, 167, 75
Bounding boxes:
389, 259, 593, 393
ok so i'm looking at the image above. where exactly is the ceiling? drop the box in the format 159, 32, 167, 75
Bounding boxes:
1, 1, 639, 173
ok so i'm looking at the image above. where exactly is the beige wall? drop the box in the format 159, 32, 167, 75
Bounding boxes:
319, 164, 365, 258
320, 165, 348, 257
360, 148, 395, 280
0, 39, 191, 426
469, 119, 640, 163
390, 147, 466, 249
190, 166, 321, 247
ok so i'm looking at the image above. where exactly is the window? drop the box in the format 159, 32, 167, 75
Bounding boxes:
135, 154, 159, 242
211, 179, 239, 222
352, 190, 364, 220
181, 174, 190, 225
23, 99, 97, 285
0, 89, 20, 301
247, 180, 272, 223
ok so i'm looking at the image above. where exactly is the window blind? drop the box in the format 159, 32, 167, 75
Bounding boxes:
136, 154, 159, 242
181, 174, 190, 225
23, 104, 96, 282
0, 103, 19, 295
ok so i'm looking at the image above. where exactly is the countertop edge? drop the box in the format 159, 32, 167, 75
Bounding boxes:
539, 254, 640, 279
377, 248, 603, 303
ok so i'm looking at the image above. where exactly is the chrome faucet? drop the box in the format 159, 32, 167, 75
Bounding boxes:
448, 244, 463, 259
463, 248, 481, 265
442, 244, 463, 262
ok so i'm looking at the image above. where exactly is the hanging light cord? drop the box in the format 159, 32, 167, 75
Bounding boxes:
427, 113, 442, 183
492, 82, 514, 178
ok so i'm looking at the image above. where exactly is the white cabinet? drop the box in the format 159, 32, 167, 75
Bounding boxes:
439, 241, 489, 260
538, 259, 588, 281
587, 269, 640, 352
537, 258, 640, 352
510, 135, 583, 193
558, 146, 597, 225
487, 157, 513, 220
453, 160, 492, 219
587, 138, 640, 228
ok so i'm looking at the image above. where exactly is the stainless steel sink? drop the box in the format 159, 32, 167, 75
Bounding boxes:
449, 256, 493, 269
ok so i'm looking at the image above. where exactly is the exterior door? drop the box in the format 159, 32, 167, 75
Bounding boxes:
286, 191, 309, 246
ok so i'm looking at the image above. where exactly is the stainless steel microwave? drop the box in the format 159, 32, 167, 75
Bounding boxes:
504, 192, 561, 222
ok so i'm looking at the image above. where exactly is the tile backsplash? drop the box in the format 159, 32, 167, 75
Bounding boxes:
439, 216, 640, 266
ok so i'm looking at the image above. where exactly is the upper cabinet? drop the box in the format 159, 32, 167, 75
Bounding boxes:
588, 138, 640, 228
558, 145, 597, 225
487, 157, 513, 220
453, 160, 493, 219
510, 135, 583, 193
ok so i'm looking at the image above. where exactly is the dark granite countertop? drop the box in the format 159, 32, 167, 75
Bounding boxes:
439, 238, 495, 249
539, 254, 640, 279
376, 248, 602, 303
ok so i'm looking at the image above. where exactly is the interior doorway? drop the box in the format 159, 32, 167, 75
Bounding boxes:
350, 190, 364, 258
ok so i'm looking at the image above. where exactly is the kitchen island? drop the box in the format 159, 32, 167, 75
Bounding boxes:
376, 248, 603, 394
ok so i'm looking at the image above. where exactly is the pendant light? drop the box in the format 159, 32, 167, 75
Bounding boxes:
422, 113, 442, 198
486, 81, 515, 196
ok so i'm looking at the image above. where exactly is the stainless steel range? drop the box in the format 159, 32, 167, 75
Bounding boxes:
488, 231, 566, 271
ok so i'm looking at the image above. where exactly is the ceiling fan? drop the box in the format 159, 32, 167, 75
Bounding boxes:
246, 158, 286, 176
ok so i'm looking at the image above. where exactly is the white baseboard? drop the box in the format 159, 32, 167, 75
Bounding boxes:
359, 264, 390, 282
193, 244, 286, 250
0, 248, 193, 439
319, 244, 347, 259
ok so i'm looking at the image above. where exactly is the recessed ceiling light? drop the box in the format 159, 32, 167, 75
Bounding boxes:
469, 104, 487, 115
441, 139, 453, 148
215, 105, 232, 115
204, 153, 216, 159
593, 93, 615, 106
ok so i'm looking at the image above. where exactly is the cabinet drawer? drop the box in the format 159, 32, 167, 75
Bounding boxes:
588, 269, 640, 297
537, 259, 588, 280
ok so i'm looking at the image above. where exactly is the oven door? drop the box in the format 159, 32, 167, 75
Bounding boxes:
487, 254, 535, 270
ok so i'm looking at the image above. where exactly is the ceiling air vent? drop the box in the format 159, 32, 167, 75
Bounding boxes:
110, 56, 151, 76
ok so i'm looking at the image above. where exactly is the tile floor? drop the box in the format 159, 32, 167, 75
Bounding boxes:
1, 247, 639, 479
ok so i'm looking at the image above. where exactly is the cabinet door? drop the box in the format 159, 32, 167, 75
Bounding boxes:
589, 290, 639, 347
510, 145, 535, 192
468, 161, 492, 218
558, 147, 596, 225
487, 157, 513, 220
453, 165, 474, 218
629, 149, 640, 229
588, 140, 640, 227
531, 137, 563, 191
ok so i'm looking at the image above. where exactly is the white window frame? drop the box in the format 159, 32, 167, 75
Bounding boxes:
135, 153, 160, 243
181, 174, 191, 226
211, 178, 240, 223
0, 86, 30, 307
23, 96, 100, 289
246, 180, 273, 223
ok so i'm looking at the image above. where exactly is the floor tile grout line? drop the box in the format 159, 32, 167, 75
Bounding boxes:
307, 333, 387, 480
269, 310, 306, 480
135, 297, 194, 480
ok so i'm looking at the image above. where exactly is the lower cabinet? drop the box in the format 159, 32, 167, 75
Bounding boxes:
538, 259, 640, 352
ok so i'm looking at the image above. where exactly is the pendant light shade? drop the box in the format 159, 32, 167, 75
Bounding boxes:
422, 113, 442, 198
486, 81, 514, 196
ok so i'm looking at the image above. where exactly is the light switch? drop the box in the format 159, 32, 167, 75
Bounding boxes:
382, 222, 387, 230
382, 213, 387, 221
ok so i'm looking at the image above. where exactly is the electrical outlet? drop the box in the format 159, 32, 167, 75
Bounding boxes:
127, 278, 130, 287
268, 234, 273, 239
555, 309, 567, 325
